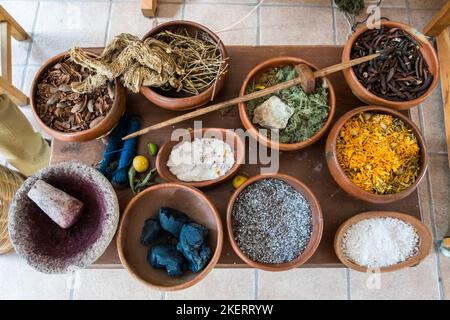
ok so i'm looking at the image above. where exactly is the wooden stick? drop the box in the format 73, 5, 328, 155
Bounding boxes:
123, 53, 380, 140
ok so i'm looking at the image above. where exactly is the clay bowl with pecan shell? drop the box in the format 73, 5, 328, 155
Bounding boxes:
141, 20, 228, 111
325, 106, 428, 204
342, 21, 439, 110
30, 51, 126, 142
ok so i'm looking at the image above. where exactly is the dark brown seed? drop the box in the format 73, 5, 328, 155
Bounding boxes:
107, 82, 114, 99
56, 102, 68, 108
87, 99, 94, 113
71, 101, 84, 113
89, 116, 104, 129
58, 84, 72, 92
46, 93, 60, 106
386, 68, 395, 82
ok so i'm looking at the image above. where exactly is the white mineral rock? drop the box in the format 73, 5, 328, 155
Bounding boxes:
252, 96, 294, 129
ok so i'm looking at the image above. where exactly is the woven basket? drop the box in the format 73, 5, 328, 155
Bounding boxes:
0, 165, 24, 254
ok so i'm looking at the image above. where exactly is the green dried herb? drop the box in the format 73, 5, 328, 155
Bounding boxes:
245, 65, 329, 144
135, 168, 157, 193
128, 166, 137, 194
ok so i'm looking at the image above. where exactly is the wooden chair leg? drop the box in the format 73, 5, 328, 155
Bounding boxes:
424, 1, 450, 168
141, 0, 158, 17
0, 5, 29, 41
423, 1, 450, 36
0, 22, 12, 83
0, 77, 28, 106
436, 28, 450, 168
0, 7, 29, 106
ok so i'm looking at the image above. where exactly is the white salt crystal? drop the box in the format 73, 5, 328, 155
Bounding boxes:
341, 217, 419, 268
253, 96, 293, 129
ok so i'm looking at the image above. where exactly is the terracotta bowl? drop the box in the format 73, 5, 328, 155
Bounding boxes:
334, 211, 432, 273
8, 162, 119, 274
141, 20, 228, 111
156, 128, 245, 188
342, 21, 439, 110
30, 51, 126, 142
325, 106, 427, 204
226, 173, 323, 271
117, 183, 223, 291
238, 56, 336, 151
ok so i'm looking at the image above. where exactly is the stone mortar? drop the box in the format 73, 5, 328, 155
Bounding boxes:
8, 162, 119, 274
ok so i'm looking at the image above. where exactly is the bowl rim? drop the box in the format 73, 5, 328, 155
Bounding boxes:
238, 56, 336, 151
155, 127, 245, 188
117, 182, 224, 291
8, 162, 120, 274
140, 20, 228, 110
226, 173, 323, 271
334, 211, 433, 273
29, 50, 125, 141
342, 20, 440, 109
325, 105, 428, 204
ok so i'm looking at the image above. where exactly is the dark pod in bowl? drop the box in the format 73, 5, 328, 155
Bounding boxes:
342, 21, 439, 110
8, 162, 119, 273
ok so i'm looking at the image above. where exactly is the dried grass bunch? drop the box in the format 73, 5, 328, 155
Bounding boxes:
69, 30, 227, 96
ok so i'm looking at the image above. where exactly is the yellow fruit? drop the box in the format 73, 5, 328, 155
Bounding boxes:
133, 155, 149, 173
232, 175, 248, 189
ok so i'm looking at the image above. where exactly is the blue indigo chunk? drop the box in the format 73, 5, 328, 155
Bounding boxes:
140, 218, 161, 245
177, 223, 211, 273
148, 244, 187, 277
159, 207, 190, 238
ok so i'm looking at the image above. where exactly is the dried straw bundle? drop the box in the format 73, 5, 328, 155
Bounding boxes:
0, 165, 23, 254
69, 31, 226, 95
70, 33, 181, 93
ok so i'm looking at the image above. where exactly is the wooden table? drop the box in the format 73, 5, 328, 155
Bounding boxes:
50, 45, 423, 268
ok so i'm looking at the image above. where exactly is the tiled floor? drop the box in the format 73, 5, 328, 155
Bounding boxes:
0, 0, 448, 300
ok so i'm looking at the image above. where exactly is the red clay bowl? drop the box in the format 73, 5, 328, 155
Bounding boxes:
156, 128, 245, 188
226, 173, 323, 271
342, 21, 439, 110
117, 183, 223, 291
8, 162, 119, 274
141, 20, 228, 111
238, 56, 336, 151
334, 211, 432, 273
325, 106, 428, 204
30, 51, 126, 142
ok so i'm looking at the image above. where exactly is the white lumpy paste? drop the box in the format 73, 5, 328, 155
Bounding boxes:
167, 138, 235, 182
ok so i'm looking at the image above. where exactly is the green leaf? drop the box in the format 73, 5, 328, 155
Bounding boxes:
135, 168, 157, 190
128, 166, 137, 194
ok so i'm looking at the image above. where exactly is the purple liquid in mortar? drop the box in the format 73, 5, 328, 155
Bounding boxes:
24, 172, 105, 259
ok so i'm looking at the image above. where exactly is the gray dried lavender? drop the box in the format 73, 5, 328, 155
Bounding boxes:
36, 56, 114, 132
231, 178, 312, 264
351, 26, 433, 101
